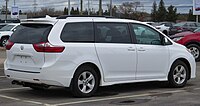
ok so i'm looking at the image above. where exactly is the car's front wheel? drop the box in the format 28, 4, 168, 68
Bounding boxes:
0, 37, 9, 47
71, 65, 99, 97
168, 60, 189, 88
187, 44, 200, 61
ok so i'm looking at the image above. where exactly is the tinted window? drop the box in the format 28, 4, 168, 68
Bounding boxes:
10, 24, 52, 44
61, 23, 94, 42
131, 24, 162, 45
95, 23, 131, 43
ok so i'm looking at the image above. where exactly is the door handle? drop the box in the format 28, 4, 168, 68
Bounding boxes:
128, 47, 135, 51
138, 47, 146, 51
138, 49, 145, 51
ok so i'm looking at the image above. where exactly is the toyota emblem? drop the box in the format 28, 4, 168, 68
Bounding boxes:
20, 46, 24, 50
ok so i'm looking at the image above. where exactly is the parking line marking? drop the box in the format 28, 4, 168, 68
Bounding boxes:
0, 76, 5, 78
194, 87, 200, 90
53, 89, 186, 106
0, 94, 20, 101
0, 87, 29, 92
23, 100, 45, 105
0, 94, 51, 105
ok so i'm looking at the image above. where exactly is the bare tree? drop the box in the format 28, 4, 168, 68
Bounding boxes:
118, 2, 141, 18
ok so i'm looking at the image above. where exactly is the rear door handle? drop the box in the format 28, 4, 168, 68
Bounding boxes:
138, 49, 145, 51
138, 47, 146, 51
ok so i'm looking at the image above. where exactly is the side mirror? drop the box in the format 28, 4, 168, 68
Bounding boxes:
164, 37, 168, 43
12, 29, 16, 32
163, 37, 172, 45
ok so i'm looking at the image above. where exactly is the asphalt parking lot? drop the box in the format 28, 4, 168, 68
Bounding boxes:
0, 49, 200, 106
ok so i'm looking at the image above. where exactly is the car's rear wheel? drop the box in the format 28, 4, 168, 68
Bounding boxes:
187, 44, 200, 61
71, 65, 99, 97
168, 60, 189, 88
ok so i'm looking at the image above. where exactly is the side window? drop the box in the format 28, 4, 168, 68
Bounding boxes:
131, 24, 162, 45
61, 22, 94, 42
95, 23, 132, 43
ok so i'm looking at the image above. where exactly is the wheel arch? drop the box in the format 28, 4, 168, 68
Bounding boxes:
185, 41, 200, 47
1, 35, 10, 39
169, 58, 191, 80
70, 62, 102, 86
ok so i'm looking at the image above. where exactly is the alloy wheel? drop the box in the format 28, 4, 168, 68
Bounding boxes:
173, 65, 186, 84
189, 46, 199, 59
78, 71, 95, 94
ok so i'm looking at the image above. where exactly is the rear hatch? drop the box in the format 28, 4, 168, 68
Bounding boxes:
6, 24, 53, 73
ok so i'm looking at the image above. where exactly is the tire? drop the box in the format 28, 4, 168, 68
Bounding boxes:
0, 37, 8, 47
168, 60, 189, 88
71, 65, 99, 97
187, 44, 200, 61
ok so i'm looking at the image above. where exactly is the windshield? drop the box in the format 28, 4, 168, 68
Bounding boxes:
194, 28, 200, 33
0, 25, 15, 31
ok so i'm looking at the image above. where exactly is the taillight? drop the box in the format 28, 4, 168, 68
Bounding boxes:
33, 42, 65, 53
6, 40, 14, 50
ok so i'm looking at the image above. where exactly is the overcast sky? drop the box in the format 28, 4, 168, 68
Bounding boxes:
0, 0, 193, 13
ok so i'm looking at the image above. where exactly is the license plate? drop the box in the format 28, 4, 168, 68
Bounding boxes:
15, 55, 33, 65
19, 56, 28, 64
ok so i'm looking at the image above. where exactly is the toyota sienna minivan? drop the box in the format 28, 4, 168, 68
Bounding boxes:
4, 16, 196, 97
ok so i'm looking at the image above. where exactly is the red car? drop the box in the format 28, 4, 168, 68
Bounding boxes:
171, 31, 200, 61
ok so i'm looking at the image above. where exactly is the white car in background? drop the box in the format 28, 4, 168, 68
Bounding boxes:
0, 23, 20, 47
145, 22, 174, 36
155, 24, 170, 35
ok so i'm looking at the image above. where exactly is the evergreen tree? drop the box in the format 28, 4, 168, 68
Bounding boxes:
157, 0, 167, 22
19, 10, 22, 15
103, 10, 109, 16
188, 9, 196, 21
63, 7, 68, 15
75, 7, 80, 15
112, 5, 117, 17
151, 1, 158, 22
166, 5, 178, 22
70, 7, 75, 15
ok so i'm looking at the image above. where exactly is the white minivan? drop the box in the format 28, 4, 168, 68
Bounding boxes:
4, 16, 196, 97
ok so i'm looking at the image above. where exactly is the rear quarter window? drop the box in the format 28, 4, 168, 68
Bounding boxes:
10, 24, 52, 44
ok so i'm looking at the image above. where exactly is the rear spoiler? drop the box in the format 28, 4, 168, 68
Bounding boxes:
21, 15, 58, 25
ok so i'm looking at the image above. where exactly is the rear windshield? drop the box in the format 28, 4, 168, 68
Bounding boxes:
10, 24, 52, 44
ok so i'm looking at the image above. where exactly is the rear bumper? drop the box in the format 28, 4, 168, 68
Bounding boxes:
4, 60, 73, 87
